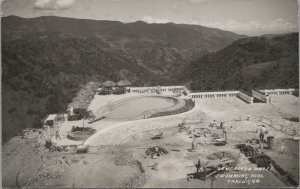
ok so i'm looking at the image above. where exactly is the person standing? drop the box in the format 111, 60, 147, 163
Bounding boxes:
55, 130, 61, 142
259, 125, 267, 142
222, 123, 228, 140
191, 138, 197, 151
47, 126, 51, 136
195, 159, 201, 173
220, 121, 224, 129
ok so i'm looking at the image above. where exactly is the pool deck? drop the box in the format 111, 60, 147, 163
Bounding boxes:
52, 94, 299, 147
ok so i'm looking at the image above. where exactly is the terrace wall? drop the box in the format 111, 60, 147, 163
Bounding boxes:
129, 86, 187, 94
259, 88, 298, 96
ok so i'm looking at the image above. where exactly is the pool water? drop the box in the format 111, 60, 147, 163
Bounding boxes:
104, 96, 176, 119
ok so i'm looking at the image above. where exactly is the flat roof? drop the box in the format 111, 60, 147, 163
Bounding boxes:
45, 114, 57, 121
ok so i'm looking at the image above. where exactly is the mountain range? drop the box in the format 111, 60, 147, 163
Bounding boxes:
1, 16, 298, 143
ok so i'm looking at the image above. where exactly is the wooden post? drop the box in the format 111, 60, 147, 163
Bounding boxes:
203, 167, 207, 181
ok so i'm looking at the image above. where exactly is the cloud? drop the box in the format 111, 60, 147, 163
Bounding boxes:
198, 18, 297, 33
142, 16, 169, 24
268, 18, 296, 30
34, 0, 75, 10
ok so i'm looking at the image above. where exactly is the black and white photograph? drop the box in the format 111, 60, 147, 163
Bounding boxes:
1, 0, 299, 188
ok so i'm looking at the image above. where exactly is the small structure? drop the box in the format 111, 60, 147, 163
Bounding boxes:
117, 80, 132, 94
56, 113, 66, 122
77, 145, 90, 153
42, 114, 57, 127
96, 88, 102, 95
99, 81, 117, 95
67, 104, 83, 121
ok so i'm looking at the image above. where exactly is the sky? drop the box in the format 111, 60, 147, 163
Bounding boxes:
1, 0, 299, 36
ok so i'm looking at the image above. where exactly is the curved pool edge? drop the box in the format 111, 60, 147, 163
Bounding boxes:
83, 103, 198, 146
104, 95, 185, 121
93, 95, 178, 119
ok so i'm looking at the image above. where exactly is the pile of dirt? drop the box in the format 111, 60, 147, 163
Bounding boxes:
36, 146, 146, 188
30, 156, 72, 187
3, 137, 44, 187
275, 138, 299, 158
207, 151, 239, 160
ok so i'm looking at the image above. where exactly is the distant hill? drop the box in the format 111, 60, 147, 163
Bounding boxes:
178, 33, 299, 91
2, 16, 244, 143
2, 16, 244, 75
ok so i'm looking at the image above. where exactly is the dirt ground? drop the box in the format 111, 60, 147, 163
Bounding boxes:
2, 137, 45, 188
3, 94, 299, 188
28, 146, 145, 188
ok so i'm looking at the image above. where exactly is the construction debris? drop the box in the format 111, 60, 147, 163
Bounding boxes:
76, 145, 89, 154
236, 143, 259, 157
145, 146, 168, 159
236, 143, 271, 169
193, 128, 211, 137
187, 158, 236, 181
151, 132, 163, 140
249, 154, 272, 170
178, 123, 187, 132
148, 163, 158, 170
186, 127, 211, 138
209, 120, 218, 128
212, 138, 227, 146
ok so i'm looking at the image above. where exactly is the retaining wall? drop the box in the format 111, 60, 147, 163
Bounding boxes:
259, 88, 298, 96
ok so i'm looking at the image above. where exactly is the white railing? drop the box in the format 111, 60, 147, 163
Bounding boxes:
259, 88, 298, 96
129, 86, 188, 94
252, 90, 270, 103
237, 92, 253, 104
190, 91, 239, 99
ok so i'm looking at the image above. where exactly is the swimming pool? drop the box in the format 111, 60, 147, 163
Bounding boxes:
103, 96, 177, 119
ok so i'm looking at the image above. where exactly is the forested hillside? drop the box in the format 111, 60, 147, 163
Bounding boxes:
2, 16, 244, 143
179, 33, 299, 92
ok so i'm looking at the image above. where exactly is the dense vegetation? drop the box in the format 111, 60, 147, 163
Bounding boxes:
179, 33, 299, 92
2, 38, 168, 142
